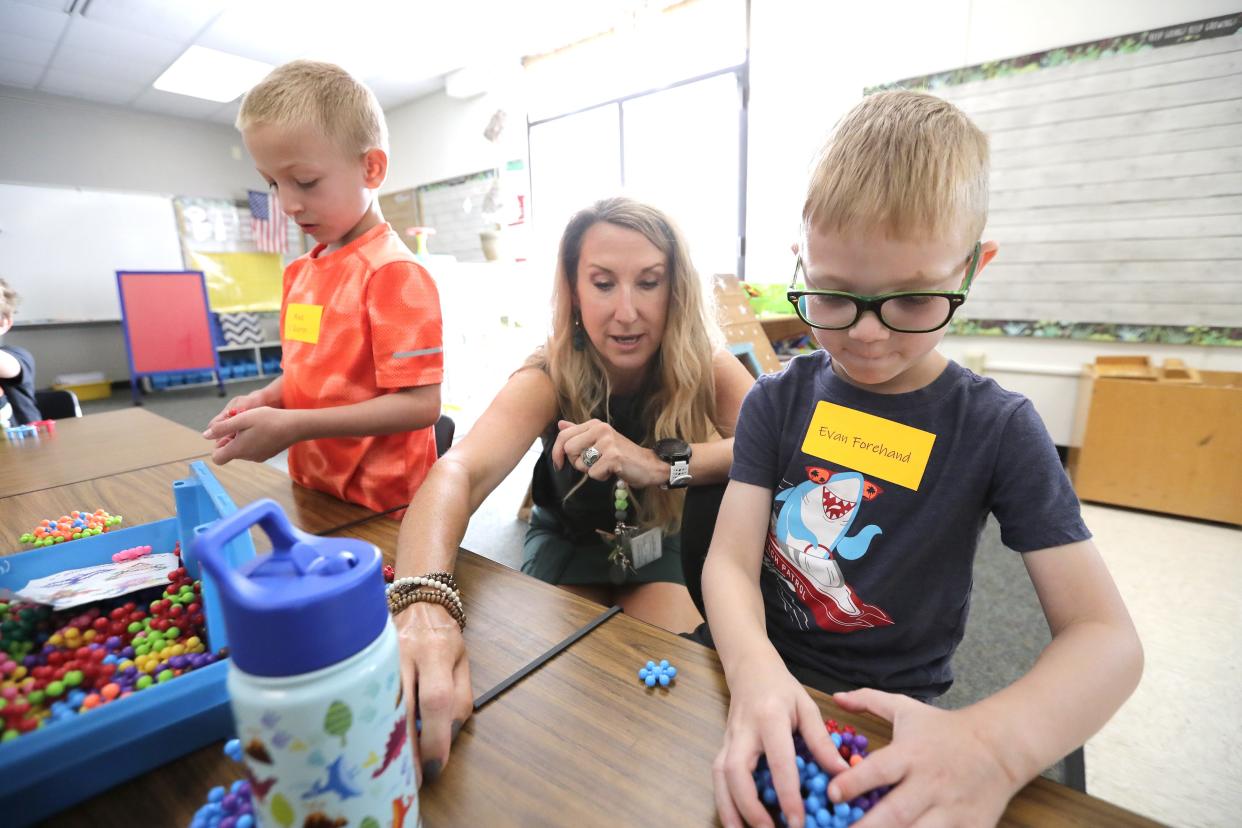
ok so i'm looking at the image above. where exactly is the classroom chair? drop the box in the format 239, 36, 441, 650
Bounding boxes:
434, 414, 455, 458
34, 389, 82, 420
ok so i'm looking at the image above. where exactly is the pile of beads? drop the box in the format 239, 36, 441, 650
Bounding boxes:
752, 719, 889, 827
189, 738, 255, 828
638, 659, 677, 688
0, 544, 226, 743
19, 509, 123, 547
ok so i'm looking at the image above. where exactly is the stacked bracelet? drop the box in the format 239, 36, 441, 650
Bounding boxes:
386, 573, 466, 630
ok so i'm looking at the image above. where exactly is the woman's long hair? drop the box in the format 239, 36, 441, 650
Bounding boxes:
525, 196, 721, 532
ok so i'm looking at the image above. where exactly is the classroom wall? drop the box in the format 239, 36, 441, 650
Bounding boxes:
0, 85, 260, 385
384, 89, 526, 194
745, 0, 1242, 443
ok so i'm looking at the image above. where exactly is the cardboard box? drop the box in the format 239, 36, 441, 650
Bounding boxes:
713, 275, 783, 374
1069, 366, 1242, 525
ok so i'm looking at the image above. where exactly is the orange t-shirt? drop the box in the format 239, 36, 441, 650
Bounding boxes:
280, 223, 443, 512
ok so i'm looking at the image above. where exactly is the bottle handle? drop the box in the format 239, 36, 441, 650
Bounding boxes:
192, 498, 310, 603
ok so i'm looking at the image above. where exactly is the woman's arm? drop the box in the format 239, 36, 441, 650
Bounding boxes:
393, 366, 558, 783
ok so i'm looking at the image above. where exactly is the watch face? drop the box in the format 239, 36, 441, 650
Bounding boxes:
655, 438, 691, 461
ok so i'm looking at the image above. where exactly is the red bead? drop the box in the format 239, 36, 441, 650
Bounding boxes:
187, 603, 201, 615
110, 607, 127, 621
93, 617, 109, 631
46, 652, 64, 666
169, 604, 184, 618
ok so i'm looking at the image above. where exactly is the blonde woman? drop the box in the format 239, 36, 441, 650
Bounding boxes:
393, 197, 754, 782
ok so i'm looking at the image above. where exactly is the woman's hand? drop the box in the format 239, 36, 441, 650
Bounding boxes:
713, 657, 848, 828
395, 601, 474, 786
827, 689, 1021, 827
551, 418, 666, 488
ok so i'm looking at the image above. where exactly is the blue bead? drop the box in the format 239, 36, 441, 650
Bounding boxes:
666, 666, 677, 678
834, 802, 850, 816
851, 807, 865, 821
645, 674, 656, 687
806, 761, 820, 777
658, 673, 670, 687
831, 732, 842, 748
816, 808, 833, 826
809, 773, 828, 793
208, 786, 226, 802
806, 794, 823, 813
237, 817, 254, 828
646, 660, 656, 670
762, 786, 778, 805
795, 755, 806, 771
659, 659, 669, 669
638, 668, 648, 680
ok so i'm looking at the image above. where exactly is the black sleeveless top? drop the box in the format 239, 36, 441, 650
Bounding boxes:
530, 395, 647, 542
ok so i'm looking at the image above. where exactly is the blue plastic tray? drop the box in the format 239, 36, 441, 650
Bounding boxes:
0, 461, 255, 826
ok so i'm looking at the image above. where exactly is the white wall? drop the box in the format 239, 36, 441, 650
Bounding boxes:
745, 0, 1242, 443
384, 89, 526, 193
0, 85, 255, 198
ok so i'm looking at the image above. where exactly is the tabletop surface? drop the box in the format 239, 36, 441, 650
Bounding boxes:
54, 518, 1158, 827
0, 408, 212, 498
0, 458, 379, 554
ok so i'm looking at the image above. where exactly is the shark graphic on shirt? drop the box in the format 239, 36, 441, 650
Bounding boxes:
766, 466, 893, 632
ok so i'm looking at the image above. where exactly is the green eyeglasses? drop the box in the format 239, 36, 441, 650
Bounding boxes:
787, 242, 981, 334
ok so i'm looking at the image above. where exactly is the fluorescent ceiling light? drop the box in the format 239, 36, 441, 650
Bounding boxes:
153, 46, 274, 103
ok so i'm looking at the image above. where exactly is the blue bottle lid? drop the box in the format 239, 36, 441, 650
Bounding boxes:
192, 499, 387, 678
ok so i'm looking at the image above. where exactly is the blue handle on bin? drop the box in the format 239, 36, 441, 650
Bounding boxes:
192, 499, 387, 678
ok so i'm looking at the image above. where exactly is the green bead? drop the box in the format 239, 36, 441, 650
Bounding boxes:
2, 730, 18, 742
64, 670, 83, 687
53, 536, 64, 543
614, 498, 628, 510
136, 675, 153, 690
157, 669, 173, 683
166, 627, 181, 640
28, 690, 44, 705
127, 622, 143, 634
72, 532, 82, 540
134, 644, 150, 657
46, 681, 64, 697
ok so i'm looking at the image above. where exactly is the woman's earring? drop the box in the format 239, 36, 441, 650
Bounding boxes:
572, 311, 587, 351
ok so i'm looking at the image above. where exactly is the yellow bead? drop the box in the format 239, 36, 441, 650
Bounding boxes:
185, 636, 201, 649
118, 660, 134, 671
49, 634, 63, 647
170, 644, 185, 657
83, 630, 97, 642
12, 666, 26, 680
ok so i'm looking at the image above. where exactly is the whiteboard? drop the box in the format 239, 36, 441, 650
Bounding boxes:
0, 183, 184, 323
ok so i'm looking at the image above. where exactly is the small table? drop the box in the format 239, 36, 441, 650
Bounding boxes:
0, 409, 211, 498
53, 517, 1160, 827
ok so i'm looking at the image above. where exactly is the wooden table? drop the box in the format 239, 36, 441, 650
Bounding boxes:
52, 517, 1159, 827
0, 408, 212, 497
0, 458, 379, 553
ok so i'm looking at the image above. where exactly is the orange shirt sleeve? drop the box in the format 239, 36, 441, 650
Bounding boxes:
365, 261, 444, 389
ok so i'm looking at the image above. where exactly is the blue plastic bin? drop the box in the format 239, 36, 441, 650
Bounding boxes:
0, 461, 255, 826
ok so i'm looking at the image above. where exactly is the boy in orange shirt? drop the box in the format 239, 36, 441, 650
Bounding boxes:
204, 60, 442, 513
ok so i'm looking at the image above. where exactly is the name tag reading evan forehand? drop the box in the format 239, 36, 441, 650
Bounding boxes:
801, 401, 936, 491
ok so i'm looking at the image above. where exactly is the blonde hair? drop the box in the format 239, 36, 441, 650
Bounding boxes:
236, 60, 388, 155
803, 90, 989, 242
525, 197, 721, 532
0, 279, 18, 320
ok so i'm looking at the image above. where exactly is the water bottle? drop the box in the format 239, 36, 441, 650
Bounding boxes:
193, 499, 418, 828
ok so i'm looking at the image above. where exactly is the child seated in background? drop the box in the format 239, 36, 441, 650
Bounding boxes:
702, 91, 1142, 828
0, 279, 41, 428
203, 60, 443, 514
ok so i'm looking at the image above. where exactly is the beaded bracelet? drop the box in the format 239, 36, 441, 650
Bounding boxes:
385, 573, 465, 630
386, 577, 463, 614
388, 588, 466, 630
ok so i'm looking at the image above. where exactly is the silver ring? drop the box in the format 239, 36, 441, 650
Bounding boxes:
581, 446, 601, 468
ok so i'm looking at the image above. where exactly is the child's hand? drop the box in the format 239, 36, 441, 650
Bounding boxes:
205, 390, 269, 433
203, 406, 299, 465
827, 689, 1021, 827
713, 659, 848, 828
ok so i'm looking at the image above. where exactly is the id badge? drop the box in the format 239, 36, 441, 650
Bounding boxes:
628, 527, 663, 569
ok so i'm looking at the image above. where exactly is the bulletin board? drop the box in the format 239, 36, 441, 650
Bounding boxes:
871, 11, 1242, 348
116, 271, 222, 404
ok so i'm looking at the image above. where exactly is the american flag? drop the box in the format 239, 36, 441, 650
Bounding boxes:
248, 189, 288, 254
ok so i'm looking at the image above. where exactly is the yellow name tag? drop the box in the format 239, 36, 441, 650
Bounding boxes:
801, 401, 936, 491
285, 303, 323, 344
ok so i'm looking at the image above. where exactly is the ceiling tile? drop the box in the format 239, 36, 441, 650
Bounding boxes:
0, 30, 57, 64
40, 67, 144, 104
80, 0, 229, 42
130, 85, 228, 119
51, 43, 167, 84
61, 16, 186, 65
0, 1, 69, 41
0, 56, 42, 87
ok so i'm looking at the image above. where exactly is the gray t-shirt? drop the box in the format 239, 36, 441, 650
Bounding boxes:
730, 350, 1090, 699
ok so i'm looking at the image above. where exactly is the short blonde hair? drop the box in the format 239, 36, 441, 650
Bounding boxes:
803, 90, 988, 242
0, 278, 18, 320
236, 60, 388, 155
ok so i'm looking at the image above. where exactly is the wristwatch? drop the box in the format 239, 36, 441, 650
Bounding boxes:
654, 438, 693, 489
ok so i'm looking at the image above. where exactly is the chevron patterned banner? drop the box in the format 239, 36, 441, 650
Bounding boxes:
219, 312, 264, 345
